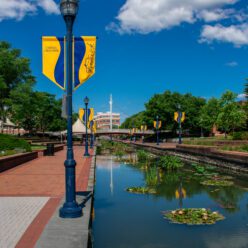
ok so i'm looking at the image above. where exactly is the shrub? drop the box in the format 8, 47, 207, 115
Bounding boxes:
0, 134, 31, 152
232, 131, 248, 140
158, 156, 183, 170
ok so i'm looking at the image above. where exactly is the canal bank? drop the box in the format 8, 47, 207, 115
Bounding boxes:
117, 141, 248, 175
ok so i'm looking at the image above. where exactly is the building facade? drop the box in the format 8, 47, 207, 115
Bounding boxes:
94, 112, 120, 130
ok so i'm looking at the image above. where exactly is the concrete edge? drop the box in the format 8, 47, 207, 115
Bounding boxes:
35, 147, 96, 248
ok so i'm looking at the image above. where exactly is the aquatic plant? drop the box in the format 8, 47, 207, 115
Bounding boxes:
201, 179, 234, 187
126, 187, 156, 194
163, 208, 225, 225
191, 163, 206, 174
114, 150, 125, 160
137, 150, 150, 163
158, 156, 183, 171
145, 167, 158, 186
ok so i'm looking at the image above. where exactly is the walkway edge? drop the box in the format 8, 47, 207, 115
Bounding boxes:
34, 148, 96, 248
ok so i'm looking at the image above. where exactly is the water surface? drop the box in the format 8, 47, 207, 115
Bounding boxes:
92, 155, 248, 248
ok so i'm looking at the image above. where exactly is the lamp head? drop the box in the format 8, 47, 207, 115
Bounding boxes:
60, 0, 79, 17
84, 96, 89, 104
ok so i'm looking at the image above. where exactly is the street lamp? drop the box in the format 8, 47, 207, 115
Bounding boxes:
177, 104, 182, 144
84, 96, 90, 157
142, 122, 145, 143
59, 0, 82, 218
156, 115, 159, 146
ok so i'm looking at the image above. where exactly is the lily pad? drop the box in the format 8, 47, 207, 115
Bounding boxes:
200, 179, 233, 187
126, 187, 156, 194
163, 208, 225, 225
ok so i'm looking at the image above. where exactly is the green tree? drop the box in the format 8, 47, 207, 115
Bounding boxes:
198, 98, 220, 133
8, 82, 37, 133
216, 91, 247, 137
144, 91, 206, 133
0, 42, 35, 117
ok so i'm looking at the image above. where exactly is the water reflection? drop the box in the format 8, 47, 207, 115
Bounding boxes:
93, 154, 248, 248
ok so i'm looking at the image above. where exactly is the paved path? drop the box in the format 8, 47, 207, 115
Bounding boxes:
0, 146, 93, 248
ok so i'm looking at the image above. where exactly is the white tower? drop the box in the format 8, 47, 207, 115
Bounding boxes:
109, 94, 113, 131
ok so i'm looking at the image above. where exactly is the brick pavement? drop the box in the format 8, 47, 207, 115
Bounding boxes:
0, 146, 93, 248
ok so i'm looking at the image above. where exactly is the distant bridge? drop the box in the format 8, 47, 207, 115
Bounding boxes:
95, 129, 154, 136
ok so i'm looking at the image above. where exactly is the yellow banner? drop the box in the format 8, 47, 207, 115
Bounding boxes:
154, 121, 161, 129
42, 36, 96, 91
42, 37, 66, 90
74, 36, 96, 90
181, 112, 186, 122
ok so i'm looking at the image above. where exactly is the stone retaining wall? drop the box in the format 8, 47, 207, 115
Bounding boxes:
0, 152, 38, 173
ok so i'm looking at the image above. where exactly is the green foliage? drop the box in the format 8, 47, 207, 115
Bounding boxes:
232, 131, 248, 140
120, 111, 145, 129
192, 163, 206, 174
163, 208, 225, 225
221, 145, 248, 153
198, 98, 220, 132
145, 167, 158, 186
216, 90, 247, 136
0, 42, 35, 121
0, 134, 31, 152
137, 150, 150, 162
158, 156, 183, 170
121, 90, 206, 133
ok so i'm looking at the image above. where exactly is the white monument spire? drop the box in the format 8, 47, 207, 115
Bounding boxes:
109, 94, 113, 131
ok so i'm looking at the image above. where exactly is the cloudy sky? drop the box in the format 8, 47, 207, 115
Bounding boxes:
0, 0, 247, 120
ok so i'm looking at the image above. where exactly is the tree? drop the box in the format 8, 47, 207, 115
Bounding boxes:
144, 91, 205, 133
216, 91, 247, 137
198, 98, 220, 133
0, 42, 35, 117
8, 82, 37, 133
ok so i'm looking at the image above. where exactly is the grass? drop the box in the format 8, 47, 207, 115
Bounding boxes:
0, 150, 17, 157
31, 145, 46, 151
220, 145, 248, 153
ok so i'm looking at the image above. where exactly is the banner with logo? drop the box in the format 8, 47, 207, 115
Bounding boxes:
79, 108, 94, 126
174, 112, 186, 123
42, 36, 96, 90
153, 121, 161, 129
42, 36, 66, 90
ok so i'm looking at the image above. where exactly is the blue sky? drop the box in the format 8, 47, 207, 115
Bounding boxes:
0, 0, 247, 121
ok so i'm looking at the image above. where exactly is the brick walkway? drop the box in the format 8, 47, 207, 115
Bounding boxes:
0, 146, 93, 248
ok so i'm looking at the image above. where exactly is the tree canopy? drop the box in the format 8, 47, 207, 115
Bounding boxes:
0, 41, 70, 133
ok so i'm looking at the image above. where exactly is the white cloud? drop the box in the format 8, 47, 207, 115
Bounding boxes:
198, 9, 234, 22
107, 0, 239, 34
0, 0, 59, 21
225, 61, 238, 66
200, 24, 248, 46
38, 0, 60, 15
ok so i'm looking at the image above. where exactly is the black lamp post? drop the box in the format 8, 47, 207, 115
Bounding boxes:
156, 115, 159, 146
142, 122, 145, 143
59, 0, 82, 218
84, 96, 90, 157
